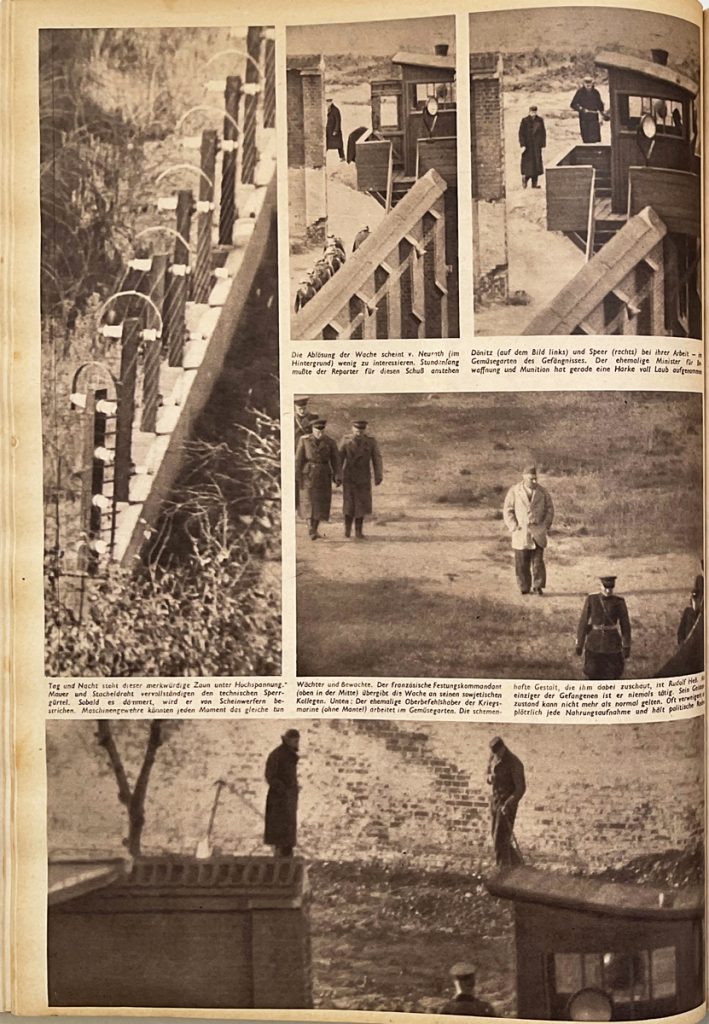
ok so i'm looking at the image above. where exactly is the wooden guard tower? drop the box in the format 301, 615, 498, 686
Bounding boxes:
487, 866, 704, 1021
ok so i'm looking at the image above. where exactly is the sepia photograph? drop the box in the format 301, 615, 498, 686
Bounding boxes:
287, 16, 460, 341
40, 27, 281, 676
294, 391, 703, 679
47, 717, 704, 1016
469, 8, 701, 338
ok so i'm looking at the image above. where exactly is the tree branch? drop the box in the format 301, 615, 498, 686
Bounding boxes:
96, 720, 133, 808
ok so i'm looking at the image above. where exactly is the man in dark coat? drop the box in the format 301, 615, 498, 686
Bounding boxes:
339, 419, 383, 539
487, 736, 526, 867
295, 418, 341, 540
570, 76, 605, 143
576, 575, 631, 679
326, 98, 345, 160
439, 963, 497, 1016
677, 586, 702, 645
518, 106, 546, 188
294, 397, 318, 513
264, 729, 300, 857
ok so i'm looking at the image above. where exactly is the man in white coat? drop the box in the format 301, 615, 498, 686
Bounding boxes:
503, 465, 555, 596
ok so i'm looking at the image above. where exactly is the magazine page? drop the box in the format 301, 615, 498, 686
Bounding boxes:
6, 0, 706, 1019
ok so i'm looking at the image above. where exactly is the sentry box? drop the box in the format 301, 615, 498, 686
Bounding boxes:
487, 866, 704, 1021
355, 44, 457, 207
545, 49, 700, 337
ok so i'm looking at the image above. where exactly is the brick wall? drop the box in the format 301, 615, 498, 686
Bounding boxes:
470, 54, 505, 202
287, 56, 327, 247
48, 718, 703, 876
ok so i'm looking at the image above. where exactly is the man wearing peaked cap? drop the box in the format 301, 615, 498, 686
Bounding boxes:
294, 397, 318, 513
339, 419, 383, 540
295, 417, 341, 540
439, 962, 497, 1016
503, 465, 554, 595
576, 575, 631, 679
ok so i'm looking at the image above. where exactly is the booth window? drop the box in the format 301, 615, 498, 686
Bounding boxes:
618, 94, 686, 136
552, 947, 676, 1002
412, 81, 456, 110
379, 95, 400, 129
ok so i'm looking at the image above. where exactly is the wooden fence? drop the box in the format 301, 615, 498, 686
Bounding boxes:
291, 169, 454, 341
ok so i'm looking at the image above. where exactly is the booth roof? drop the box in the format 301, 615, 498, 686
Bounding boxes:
485, 865, 704, 920
595, 50, 698, 97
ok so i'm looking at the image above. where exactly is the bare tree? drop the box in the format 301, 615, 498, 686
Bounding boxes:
95, 719, 164, 855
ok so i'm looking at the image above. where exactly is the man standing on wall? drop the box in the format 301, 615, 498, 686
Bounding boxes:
518, 105, 546, 188
326, 97, 345, 161
339, 419, 383, 540
295, 417, 341, 540
570, 75, 605, 143
487, 736, 526, 866
576, 575, 631, 679
264, 728, 301, 858
503, 465, 555, 595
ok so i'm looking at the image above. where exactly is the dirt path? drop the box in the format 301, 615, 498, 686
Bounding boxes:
474, 85, 599, 336
297, 463, 695, 678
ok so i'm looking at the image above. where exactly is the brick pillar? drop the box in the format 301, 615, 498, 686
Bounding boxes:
470, 53, 508, 301
287, 55, 327, 249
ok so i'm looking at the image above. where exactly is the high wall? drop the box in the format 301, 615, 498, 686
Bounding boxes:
47, 717, 704, 875
287, 55, 327, 247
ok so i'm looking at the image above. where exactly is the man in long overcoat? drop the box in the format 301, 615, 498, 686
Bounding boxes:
294, 397, 317, 513
264, 729, 300, 857
487, 737, 526, 866
326, 98, 345, 160
338, 419, 383, 539
576, 575, 631, 679
570, 76, 605, 143
518, 106, 546, 188
295, 417, 341, 540
502, 465, 554, 595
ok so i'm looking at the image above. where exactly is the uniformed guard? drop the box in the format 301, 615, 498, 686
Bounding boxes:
294, 397, 317, 451
576, 575, 631, 679
294, 397, 318, 513
295, 418, 341, 540
439, 963, 496, 1016
338, 419, 383, 539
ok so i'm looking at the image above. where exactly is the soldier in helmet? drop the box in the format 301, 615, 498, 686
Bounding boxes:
439, 963, 497, 1016
338, 418, 383, 540
576, 575, 631, 679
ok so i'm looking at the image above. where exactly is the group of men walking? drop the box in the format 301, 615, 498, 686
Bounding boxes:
294, 397, 383, 541
518, 74, 606, 189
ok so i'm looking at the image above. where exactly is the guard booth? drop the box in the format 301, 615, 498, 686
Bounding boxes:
544, 49, 700, 337
48, 855, 313, 1009
486, 866, 704, 1021
356, 45, 457, 208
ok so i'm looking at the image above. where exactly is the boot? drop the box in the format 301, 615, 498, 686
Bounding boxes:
344, 515, 353, 538
308, 519, 319, 540
355, 517, 365, 540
